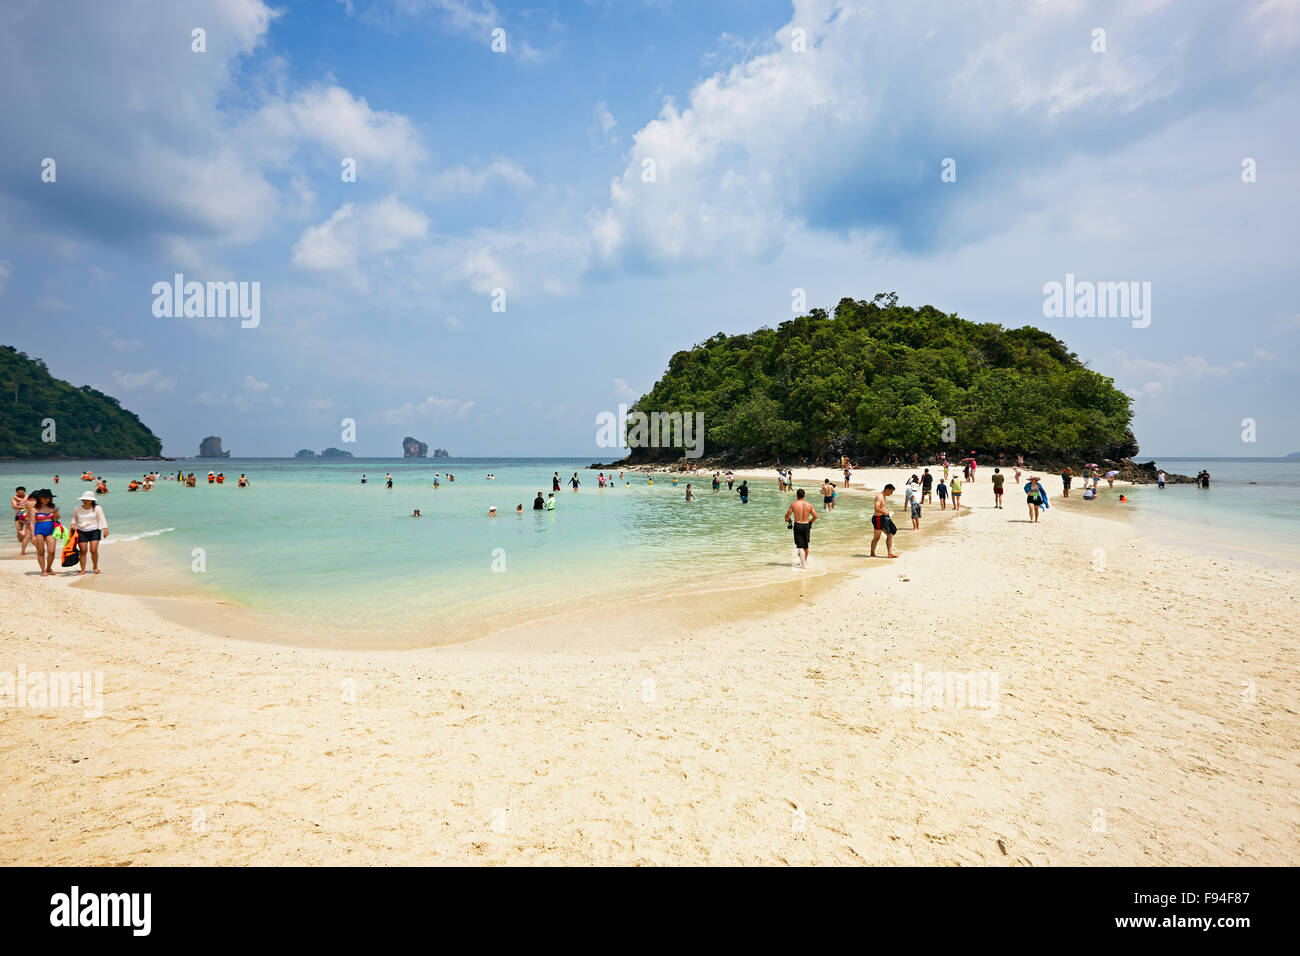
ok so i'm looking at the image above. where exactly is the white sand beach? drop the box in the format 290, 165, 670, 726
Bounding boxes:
1, 467, 1296, 865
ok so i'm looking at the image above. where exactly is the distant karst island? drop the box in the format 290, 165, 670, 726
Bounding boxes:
403, 437, 450, 457
198, 436, 231, 458
294, 447, 354, 458
0, 345, 163, 459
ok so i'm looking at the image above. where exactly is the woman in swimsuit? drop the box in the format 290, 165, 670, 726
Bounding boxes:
1025, 477, 1044, 523
27, 489, 60, 576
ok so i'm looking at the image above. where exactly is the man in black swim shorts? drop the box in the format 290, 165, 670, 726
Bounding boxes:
784, 487, 817, 570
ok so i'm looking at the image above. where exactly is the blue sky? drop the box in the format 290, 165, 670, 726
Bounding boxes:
1, 0, 1298, 458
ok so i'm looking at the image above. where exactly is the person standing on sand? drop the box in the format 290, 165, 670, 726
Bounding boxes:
991, 468, 1005, 508
1025, 476, 1048, 522
785, 487, 817, 569
71, 491, 108, 574
921, 468, 933, 503
27, 489, 60, 577
11, 486, 31, 555
1060, 468, 1072, 498
950, 474, 963, 510
936, 478, 948, 510
870, 485, 898, 558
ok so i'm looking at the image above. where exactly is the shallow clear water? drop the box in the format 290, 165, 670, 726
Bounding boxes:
1, 458, 869, 639
6, 456, 1295, 637
1122, 458, 1300, 556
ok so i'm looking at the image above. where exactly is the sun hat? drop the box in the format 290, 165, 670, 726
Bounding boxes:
79, 492, 97, 501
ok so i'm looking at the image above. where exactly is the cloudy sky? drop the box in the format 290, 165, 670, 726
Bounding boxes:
2, 0, 1297, 457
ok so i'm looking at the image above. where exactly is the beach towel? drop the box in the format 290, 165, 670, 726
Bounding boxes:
1023, 482, 1049, 509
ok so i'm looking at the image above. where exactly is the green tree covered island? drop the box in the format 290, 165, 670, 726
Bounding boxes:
0, 345, 163, 459
621, 297, 1137, 463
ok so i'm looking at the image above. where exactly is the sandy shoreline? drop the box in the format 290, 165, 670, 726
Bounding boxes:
1, 466, 1296, 865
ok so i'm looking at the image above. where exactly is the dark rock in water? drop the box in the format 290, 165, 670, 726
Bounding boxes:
403, 436, 428, 458
198, 436, 230, 458
320, 447, 354, 458
432, 448, 451, 458
293, 449, 316, 458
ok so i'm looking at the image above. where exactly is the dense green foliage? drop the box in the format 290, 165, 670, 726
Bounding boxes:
0, 345, 163, 458
627, 297, 1136, 461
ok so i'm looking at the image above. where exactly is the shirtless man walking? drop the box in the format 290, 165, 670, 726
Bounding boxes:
870, 484, 899, 558
784, 488, 818, 569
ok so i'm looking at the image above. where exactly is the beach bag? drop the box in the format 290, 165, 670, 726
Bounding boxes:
61, 526, 81, 567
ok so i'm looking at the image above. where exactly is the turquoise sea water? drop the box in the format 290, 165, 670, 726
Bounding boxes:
1121, 458, 1300, 559
0, 458, 873, 642
5, 456, 1296, 640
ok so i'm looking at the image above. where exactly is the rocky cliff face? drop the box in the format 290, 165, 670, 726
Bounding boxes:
403, 436, 428, 457
198, 436, 230, 457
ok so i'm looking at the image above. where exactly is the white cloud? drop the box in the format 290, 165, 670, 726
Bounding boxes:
425, 158, 533, 200
612, 377, 636, 398
243, 375, 270, 392
376, 395, 476, 423
592, 100, 617, 145
291, 196, 429, 287
113, 369, 177, 392
586, 0, 1300, 270
241, 84, 428, 179
100, 328, 143, 353
443, 316, 463, 331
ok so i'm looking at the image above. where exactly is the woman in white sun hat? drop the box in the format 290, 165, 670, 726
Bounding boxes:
71, 491, 108, 574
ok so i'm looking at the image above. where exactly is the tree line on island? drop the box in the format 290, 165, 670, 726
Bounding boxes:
618, 296, 1138, 465
0, 345, 162, 459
